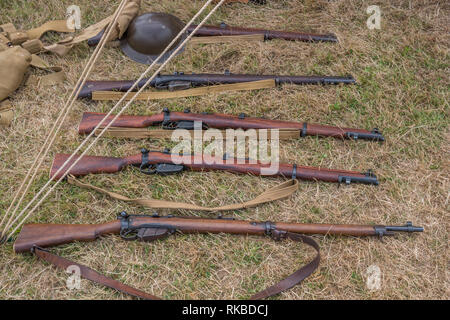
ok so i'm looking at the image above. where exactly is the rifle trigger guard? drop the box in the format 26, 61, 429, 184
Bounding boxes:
119, 212, 138, 240
120, 228, 139, 241
140, 149, 157, 175
140, 164, 158, 175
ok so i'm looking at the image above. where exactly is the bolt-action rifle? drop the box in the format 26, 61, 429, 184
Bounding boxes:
14, 212, 423, 253
51, 149, 379, 185
14, 212, 423, 299
87, 17, 337, 47
77, 71, 356, 99
186, 21, 337, 42
78, 108, 384, 141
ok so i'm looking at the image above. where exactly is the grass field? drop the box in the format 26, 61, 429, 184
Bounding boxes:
0, 0, 448, 300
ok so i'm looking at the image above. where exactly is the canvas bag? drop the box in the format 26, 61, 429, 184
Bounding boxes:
0, 0, 140, 126
0, 46, 31, 101
0, 0, 140, 100
0, 46, 64, 126
0, 46, 30, 126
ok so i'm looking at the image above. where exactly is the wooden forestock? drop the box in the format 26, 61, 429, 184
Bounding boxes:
50, 151, 378, 185
14, 216, 377, 253
126, 216, 377, 237
186, 25, 337, 42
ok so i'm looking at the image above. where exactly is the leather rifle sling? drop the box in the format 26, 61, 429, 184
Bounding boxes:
67, 175, 299, 211
249, 233, 320, 300
33, 232, 320, 300
33, 247, 161, 300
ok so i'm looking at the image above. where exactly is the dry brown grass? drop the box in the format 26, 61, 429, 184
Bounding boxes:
0, 0, 448, 300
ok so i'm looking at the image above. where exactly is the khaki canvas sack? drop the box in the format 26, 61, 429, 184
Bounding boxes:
0, 46, 31, 101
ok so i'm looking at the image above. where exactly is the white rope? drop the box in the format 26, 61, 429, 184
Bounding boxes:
0, 0, 129, 235
0, 0, 129, 237
5, 0, 226, 240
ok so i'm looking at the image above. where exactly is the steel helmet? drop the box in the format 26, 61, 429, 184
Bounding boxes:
120, 12, 187, 64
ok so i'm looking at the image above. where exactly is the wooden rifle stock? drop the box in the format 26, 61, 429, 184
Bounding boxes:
50, 150, 379, 185
77, 72, 355, 98
14, 214, 423, 253
77, 110, 385, 141
14, 222, 121, 253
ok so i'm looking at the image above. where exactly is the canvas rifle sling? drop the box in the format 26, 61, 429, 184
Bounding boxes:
91, 79, 276, 101
0, 1, 140, 56
33, 231, 320, 300
26, 54, 66, 86
26, 20, 75, 40
43, 0, 140, 56
67, 175, 299, 211
93, 127, 304, 140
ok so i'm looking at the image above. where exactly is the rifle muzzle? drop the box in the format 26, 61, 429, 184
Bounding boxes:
374, 221, 424, 238
386, 222, 424, 233
323, 76, 356, 85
